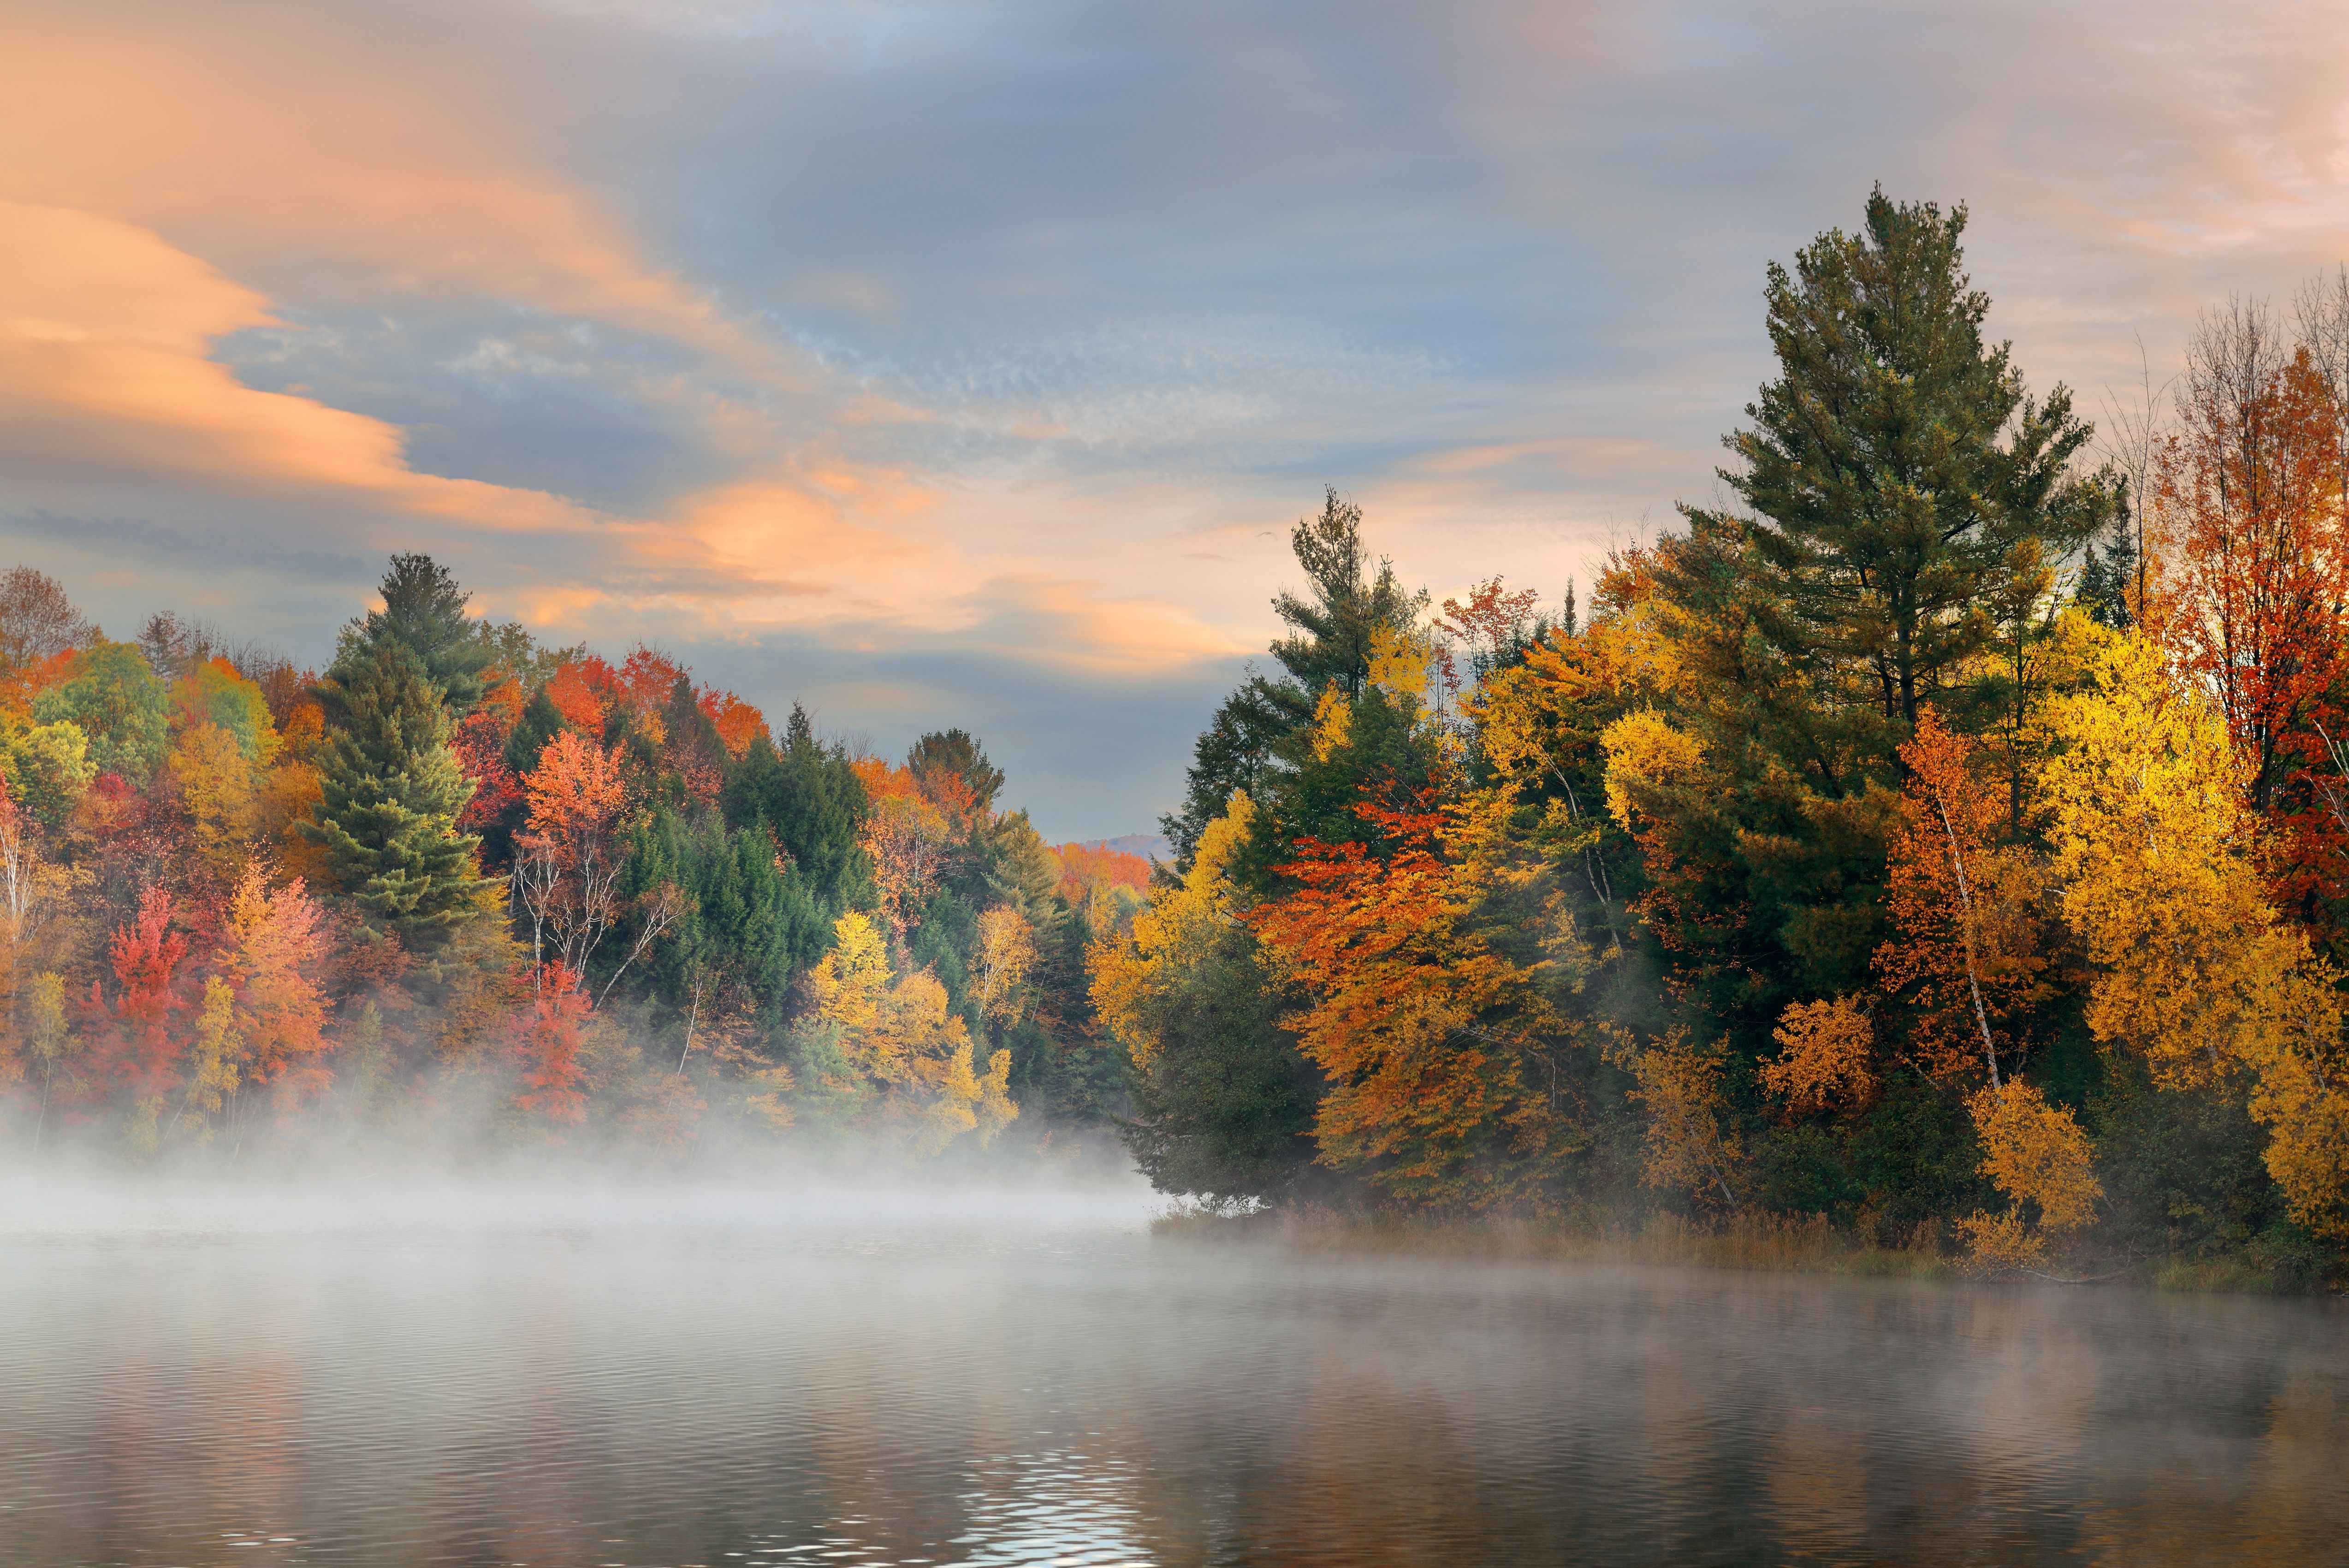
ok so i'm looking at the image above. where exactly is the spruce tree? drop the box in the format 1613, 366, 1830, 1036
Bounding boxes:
301, 641, 497, 951
1163, 488, 1427, 864
340, 554, 498, 713
721, 704, 871, 913
1688, 188, 2115, 738
500, 686, 570, 776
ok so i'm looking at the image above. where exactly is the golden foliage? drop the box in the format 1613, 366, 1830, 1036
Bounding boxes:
2037, 627, 2349, 1237
973, 905, 1036, 1024
1308, 683, 1352, 763
1967, 1078, 2101, 1232
1759, 997, 1876, 1117
1090, 792, 1257, 1073
808, 909, 1015, 1155
1600, 710, 1708, 833
1607, 1028, 1741, 1208
170, 720, 260, 872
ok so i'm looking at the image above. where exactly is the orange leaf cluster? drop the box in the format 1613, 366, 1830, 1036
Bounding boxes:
1251, 802, 1573, 1205
1874, 710, 2048, 1085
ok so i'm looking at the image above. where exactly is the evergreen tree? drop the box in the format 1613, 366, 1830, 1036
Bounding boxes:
907, 728, 1005, 812
339, 554, 498, 713
301, 641, 497, 952
1688, 188, 2114, 740
1164, 489, 1428, 865
722, 704, 871, 913
2077, 513, 2138, 629
501, 686, 570, 776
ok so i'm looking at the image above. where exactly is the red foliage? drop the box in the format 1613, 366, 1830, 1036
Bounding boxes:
545, 655, 622, 734
88, 886, 190, 1105
512, 963, 591, 1125
698, 687, 769, 757
450, 707, 522, 832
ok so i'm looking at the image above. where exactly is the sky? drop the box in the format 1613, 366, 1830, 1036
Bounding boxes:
6, 0, 2349, 840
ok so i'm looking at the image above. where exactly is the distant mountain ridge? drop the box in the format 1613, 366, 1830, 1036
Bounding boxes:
1081, 833, 1173, 864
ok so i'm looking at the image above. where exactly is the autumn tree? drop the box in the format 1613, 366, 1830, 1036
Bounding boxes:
801, 911, 1014, 1152
34, 640, 168, 781
513, 729, 634, 980
1251, 797, 1584, 1208
1872, 708, 2051, 1086
219, 865, 334, 1114
1092, 795, 1315, 1205
2038, 627, 2349, 1237
87, 886, 189, 1141
0, 566, 94, 671
2162, 301, 2349, 811
511, 962, 591, 1126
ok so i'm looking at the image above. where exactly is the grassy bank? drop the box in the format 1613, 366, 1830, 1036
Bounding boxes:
1151, 1205, 2340, 1294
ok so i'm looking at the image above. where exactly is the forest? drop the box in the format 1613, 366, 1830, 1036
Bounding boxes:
0, 556, 1152, 1166
6, 189, 2349, 1287
1102, 192, 2349, 1285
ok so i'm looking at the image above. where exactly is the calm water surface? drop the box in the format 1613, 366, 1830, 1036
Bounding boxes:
0, 1180, 2343, 1567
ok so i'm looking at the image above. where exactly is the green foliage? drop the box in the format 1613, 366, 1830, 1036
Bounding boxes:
910, 886, 978, 1017
1164, 488, 1428, 867
615, 809, 828, 1023
1162, 684, 1292, 867
970, 810, 1064, 931
721, 705, 870, 912
1270, 487, 1429, 705
477, 620, 585, 690
336, 553, 497, 713
1691, 186, 2115, 735
502, 686, 570, 777
1121, 928, 1317, 1206
173, 659, 276, 761
34, 639, 168, 782
301, 641, 496, 952
2090, 1063, 2288, 1261
0, 718, 96, 826
2076, 518, 2139, 630
907, 727, 1004, 812
1848, 1077, 1990, 1226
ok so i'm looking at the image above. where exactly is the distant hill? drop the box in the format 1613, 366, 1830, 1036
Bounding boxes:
1083, 832, 1173, 864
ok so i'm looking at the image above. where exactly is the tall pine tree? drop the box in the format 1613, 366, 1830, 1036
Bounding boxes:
1163, 488, 1427, 864
339, 554, 498, 713
301, 641, 498, 952
1686, 188, 2114, 742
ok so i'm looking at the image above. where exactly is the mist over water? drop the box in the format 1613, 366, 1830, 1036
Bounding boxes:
3, 1179, 2344, 1568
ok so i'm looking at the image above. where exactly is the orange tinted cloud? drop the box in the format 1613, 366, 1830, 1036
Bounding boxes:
0, 11, 765, 374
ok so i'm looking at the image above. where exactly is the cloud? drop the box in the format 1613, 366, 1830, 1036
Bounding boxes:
8, 0, 2349, 837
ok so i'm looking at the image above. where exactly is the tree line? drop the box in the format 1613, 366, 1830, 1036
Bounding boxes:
0, 558, 1151, 1159
1097, 189, 2349, 1283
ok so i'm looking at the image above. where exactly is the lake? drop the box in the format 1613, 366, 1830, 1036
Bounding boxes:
0, 1179, 2343, 1566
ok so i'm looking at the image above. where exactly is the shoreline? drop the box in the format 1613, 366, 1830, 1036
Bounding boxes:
1150, 1206, 2344, 1296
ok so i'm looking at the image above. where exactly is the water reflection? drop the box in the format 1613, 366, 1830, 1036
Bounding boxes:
0, 1184, 2342, 1566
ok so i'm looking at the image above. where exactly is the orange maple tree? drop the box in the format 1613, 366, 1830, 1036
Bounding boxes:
1251, 800, 1577, 1206
511, 962, 591, 1125
513, 730, 634, 980
219, 864, 333, 1113
1873, 708, 2050, 1085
